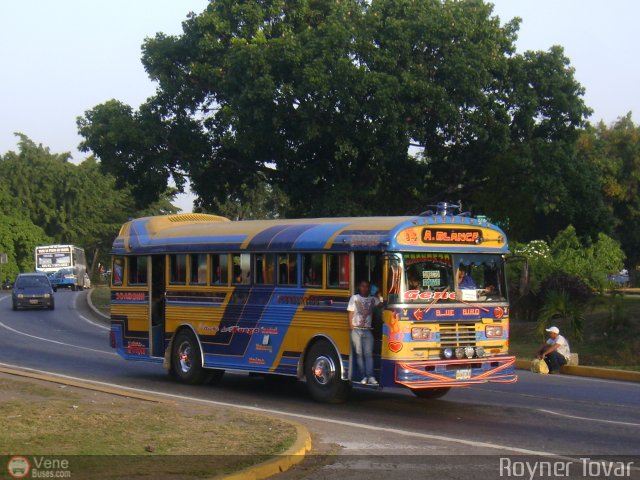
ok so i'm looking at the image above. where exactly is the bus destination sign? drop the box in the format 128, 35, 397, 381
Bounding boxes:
422, 228, 482, 244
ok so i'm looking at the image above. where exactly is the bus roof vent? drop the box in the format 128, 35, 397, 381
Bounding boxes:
419, 202, 470, 217
165, 214, 229, 223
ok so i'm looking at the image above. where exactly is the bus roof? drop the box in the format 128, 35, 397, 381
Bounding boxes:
112, 213, 509, 255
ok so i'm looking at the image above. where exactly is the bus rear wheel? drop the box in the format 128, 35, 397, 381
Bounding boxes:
411, 387, 451, 399
171, 330, 208, 385
304, 341, 351, 403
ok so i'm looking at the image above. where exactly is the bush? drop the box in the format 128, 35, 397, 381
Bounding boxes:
539, 272, 593, 305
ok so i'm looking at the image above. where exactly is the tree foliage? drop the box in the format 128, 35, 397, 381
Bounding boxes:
77, 0, 591, 233
577, 113, 640, 268
0, 135, 178, 279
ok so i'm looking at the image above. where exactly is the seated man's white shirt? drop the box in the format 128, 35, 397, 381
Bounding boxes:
547, 334, 570, 360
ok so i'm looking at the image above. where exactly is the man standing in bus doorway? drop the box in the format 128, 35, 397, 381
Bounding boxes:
348, 280, 382, 385
535, 326, 571, 374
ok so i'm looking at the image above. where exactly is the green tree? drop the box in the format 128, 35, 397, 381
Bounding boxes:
78, 0, 591, 229
0, 135, 178, 276
0, 215, 51, 281
577, 113, 640, 271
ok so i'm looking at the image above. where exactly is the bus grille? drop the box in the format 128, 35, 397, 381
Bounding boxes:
439, 323, 477, 347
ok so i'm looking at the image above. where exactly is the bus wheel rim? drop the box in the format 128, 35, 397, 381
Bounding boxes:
177, 341, 193, 373
312, 355, 335, 385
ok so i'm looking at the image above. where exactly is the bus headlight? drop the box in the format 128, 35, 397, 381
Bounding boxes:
411, 327, 431, 340
464, 346, 475, 359
485, 325, 504, 338
442, 348, 454, 359
475, 346, 485, 358
455, 347, 465, 359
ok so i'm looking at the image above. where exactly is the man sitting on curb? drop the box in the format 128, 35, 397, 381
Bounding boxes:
535, 326, 571, 374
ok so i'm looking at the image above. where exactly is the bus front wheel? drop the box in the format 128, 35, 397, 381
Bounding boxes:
411, 387, 451, 399
304, 341, 351, 403
171, 330, 208, 385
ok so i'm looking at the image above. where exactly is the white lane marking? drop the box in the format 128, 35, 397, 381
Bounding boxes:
0, 322, 116, 357
538, 408, 640, 427
73, 293, 110, 331
0, 362, 625, 463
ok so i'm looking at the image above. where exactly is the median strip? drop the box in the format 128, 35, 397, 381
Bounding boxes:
0, 366, 311, 479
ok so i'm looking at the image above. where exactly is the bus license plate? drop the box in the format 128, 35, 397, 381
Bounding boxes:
456, 369, 471, 380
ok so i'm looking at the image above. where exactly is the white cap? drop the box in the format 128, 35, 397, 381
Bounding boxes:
545, 326, 560, 334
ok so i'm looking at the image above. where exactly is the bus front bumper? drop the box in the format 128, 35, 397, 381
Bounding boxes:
392, 356, 517, 388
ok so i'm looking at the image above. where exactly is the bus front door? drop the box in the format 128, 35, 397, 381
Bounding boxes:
150, 255, 166, 357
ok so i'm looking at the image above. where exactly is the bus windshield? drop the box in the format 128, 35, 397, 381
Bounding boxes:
401, 253, 506, 303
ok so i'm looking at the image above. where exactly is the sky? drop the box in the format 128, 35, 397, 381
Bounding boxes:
1, 0, 638, 213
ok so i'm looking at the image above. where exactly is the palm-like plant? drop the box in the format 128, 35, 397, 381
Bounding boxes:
536, 290, 585, 342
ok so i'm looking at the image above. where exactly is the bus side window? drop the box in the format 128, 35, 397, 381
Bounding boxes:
327, 253, 350, 289
278, 254, 298, 287
302, 254, 322, 287
189, 253, 208, 285
129, 256, 148, 285
231, 253, 251, 285
169, 254, 187, 285
211, 254, 229, 285
254, 253, 275, 285
112, 256, 125, 286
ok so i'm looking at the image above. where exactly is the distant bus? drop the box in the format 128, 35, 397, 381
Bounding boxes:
35, 245, 88, 291
109, 206, 516, 403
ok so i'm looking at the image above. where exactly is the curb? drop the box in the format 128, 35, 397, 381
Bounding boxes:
0, 366, 168, 404
86, 288, 110, 322
515, 359, 640, 383
0, 365, 312, 479
220, 424, 312, 480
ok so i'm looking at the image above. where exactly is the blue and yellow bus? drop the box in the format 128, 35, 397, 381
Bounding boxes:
110, 206, 516, 402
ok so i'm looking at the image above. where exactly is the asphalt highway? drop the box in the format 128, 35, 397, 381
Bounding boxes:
1, 291, 638, 479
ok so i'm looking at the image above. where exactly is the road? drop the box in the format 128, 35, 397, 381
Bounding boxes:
1, 291, 638, 479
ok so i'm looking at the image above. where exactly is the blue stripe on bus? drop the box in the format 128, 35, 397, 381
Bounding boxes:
202, 287, 303, 370
267, 224, 318, 250
247, 225, 292, 250
201, 287, 273, 357
292, 223, 349, 250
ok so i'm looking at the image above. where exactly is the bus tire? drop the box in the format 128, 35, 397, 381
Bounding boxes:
304, 340, 351, 403
411, 387, 451, 399
171, 330, 208, 385
71, 285, 77, 292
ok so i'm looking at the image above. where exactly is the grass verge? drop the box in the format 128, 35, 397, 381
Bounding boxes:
510, 295, 640, 370
0, 373, 296, 479
89, 286, 110, 317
